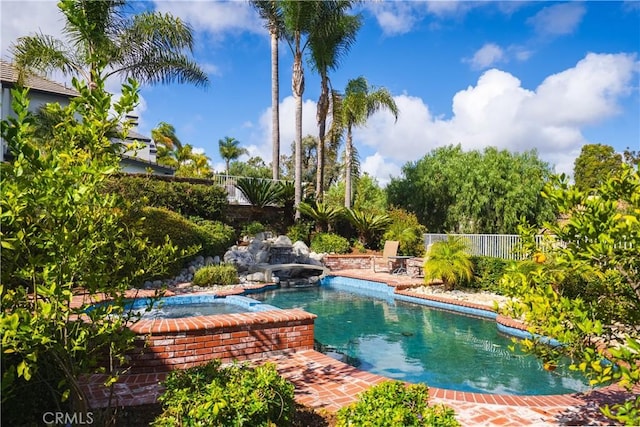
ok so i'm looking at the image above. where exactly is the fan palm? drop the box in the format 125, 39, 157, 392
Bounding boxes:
298, 202, 344, 233
281, 0, 347, 218
340, 77, 398, 208
344, 208, 391, 248
251, 0, 285, 180
308, 3, 361, 201
10, 0, 207, 88
423, 236, 473, 291
218, 136, 248, 175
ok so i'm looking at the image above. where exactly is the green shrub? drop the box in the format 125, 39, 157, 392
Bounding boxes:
108, 175, 228, 220
191, 217, 236, 257
287, 221, 313, 245
383, 207, 427, 256
241, 221, 266, 237
140, 207, 202, 251
235, 177, 280, 208
311, 233, 351, 254
469, 256, 510, 292
153, 360, 295, 427
336, 381, 459, 427
192, 264, 238, 287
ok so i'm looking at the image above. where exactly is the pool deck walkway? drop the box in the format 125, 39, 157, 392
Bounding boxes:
81, 269, 638, 426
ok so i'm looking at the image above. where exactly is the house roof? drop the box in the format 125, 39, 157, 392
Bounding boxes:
1, 60, 79, 98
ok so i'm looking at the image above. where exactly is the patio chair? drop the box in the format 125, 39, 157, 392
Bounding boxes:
372, 240, 400, 273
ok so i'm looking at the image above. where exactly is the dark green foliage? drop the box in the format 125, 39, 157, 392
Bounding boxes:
298, 201, 343, 232
383, 207, 427, 256
236, 177, 281, 208
310, 233, 351, 254
287, 221, 314, 245
336, 381, 459, 427
108, 175, 228, 220
343, 208, 391, 248
469, 256, 510, 291
192, 264, 238, 287
573, 143, 623, 192
189, 217, 236, 257
387, 145, 555, 233
241, 221, 266, 237
153, 360, 295, 427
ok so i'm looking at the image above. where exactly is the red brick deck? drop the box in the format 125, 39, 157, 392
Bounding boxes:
80, 269, 638, 426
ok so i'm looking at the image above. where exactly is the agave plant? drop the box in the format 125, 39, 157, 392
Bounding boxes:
235, 177, 280, 208
298, 202, 343, 232
423, 236, 473, 290
344, 208, 391, 248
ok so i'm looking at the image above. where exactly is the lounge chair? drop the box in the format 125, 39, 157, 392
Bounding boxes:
372, 240, 400, 273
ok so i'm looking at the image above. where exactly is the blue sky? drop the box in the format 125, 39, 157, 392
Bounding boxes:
2, 1, 639, 184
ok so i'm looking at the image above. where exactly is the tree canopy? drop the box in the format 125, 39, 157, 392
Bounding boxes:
386, 145, 556, 234
573, 143, 623, 192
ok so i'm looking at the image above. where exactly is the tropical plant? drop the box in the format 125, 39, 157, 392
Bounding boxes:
308, 2, 361, 200
298, 201, 343, 233
281, 0, 352, 217
219, 136, 248, 175
153, 360, 295, 426
235, 177, 280, 208
343, 208, 391, 248
423, 236, 473, 290
228, 156, 272, 179
383, 207, 427, 256
339, 76, 398, 208
251, 0, 284, 180
0, 75, 179, 421
500, 166, 640, 425
336, 381, 459, 427
10, 0, 207, 87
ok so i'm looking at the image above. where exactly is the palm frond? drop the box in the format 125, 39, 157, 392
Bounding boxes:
236, 178, 280, 208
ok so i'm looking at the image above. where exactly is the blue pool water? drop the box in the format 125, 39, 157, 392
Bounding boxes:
126, 295, 277, 319
249, 277, 591, 395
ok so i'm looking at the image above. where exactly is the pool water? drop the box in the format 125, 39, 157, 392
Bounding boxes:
250, 284, 591, 395
139, 302, 250, 319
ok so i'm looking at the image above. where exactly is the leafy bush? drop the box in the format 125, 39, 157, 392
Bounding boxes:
311, 233, 351, 254
336, 381, 459, 427
241, 221, 266, 237
153, 360, 295, 427
287, 221, 313, 245
383, 207, 427, 256
192, 264, 238, 287
108, 175, 228, 220
191, 217, 236, 256
469, 256, 510, 291
298, 201, 343, 232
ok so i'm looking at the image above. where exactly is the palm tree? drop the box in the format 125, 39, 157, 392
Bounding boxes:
152, 121, 182, 168
10, 0, 208, 88
308, 3, 361, 201
423, 236, 474, 291
251, 1, 284, 181
281, 0, 345, 218
218, 136, 248, 175
340, 76, 399, 208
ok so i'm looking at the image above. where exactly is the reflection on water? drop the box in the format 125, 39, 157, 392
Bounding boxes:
250, 285, 591, 395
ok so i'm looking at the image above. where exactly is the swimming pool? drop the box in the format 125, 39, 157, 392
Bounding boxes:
249, 276, 591, 395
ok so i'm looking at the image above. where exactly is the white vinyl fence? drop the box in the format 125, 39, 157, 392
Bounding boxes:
423, 233, 547, 260
210, 174, 290, 205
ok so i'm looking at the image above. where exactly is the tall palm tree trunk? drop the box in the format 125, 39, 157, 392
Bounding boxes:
292, 32, 304, 219
316, 75, 329, 201
345, 125, 353, 208
270, 29, 280, 180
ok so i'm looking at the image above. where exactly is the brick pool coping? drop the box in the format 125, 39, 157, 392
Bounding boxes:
78, 271, 638, 425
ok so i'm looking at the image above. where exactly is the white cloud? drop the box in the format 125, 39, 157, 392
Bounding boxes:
466, 43, 506, 70
527, 3, 586, 37
352, 53, 638, 178
361, 153, 401, 187
151, 1, 262, 36
365, 2, 428, 36
1, 1, 64, 57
